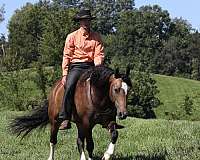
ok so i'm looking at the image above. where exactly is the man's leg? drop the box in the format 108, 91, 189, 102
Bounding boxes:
58, 67, 83, 129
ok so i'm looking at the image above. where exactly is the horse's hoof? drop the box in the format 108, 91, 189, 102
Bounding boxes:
102, 153, 110, 160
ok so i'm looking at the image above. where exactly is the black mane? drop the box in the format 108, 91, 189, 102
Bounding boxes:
79, 65, 132, 88
79, 65, 114, 87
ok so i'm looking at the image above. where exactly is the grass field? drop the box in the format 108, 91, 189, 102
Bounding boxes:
1, 73, 200, 159
0, 111, 200, 160
154, 74, 200, 120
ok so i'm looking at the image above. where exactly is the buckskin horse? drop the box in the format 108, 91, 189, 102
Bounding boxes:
10, 65, 132, 160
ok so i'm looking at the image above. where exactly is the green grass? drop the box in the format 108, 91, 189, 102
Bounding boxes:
0, 111, 200, 160
1, 73, 200, 159
154, 74, 200, 120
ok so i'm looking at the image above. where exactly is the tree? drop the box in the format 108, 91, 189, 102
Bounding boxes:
39, 4, 77, 66
0, 34, 6, 57
158, 18, 192, 76
8, 2, 49, 68
189, 32, 200, 80
0, 5, 5, 56
82, 0, 135, 35
105, 5, 172, 71
52, 0, 82, 8
0, 4, 5, 23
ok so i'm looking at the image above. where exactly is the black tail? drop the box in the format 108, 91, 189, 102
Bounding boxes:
9, 100, 49, 138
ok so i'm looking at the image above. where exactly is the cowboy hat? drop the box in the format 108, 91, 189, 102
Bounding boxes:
74, 9, 96, 21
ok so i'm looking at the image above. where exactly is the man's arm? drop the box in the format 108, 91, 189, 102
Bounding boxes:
61, 34, 75, 85
62, 34, 75, 76
94, 33, 104, 66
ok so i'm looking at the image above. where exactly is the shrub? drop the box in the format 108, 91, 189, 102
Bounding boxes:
127, 70, 160, 118
182, 95, 194, 116
0, 70, 43, 111
165, 95, 195, 120
0, 65, 62, 111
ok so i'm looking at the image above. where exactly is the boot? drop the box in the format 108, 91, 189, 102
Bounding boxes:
58, 97, 68, 122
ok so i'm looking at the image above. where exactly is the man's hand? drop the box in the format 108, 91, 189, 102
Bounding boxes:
61, 75, 67, 86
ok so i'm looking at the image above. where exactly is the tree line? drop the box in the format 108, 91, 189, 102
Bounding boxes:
0, 0, 199, 119
1, 0, 200, 79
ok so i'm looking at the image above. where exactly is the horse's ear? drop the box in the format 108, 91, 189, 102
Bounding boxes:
115, 68, 120, 78
126, 65, 131, 76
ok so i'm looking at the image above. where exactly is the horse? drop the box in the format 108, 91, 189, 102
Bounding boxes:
10, 65, 132, 160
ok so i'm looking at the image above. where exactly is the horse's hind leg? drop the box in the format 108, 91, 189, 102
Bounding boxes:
48, 121, 60, 160
102, 122, 119, 160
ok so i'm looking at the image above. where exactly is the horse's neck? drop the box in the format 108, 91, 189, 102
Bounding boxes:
91, 86, 113, 108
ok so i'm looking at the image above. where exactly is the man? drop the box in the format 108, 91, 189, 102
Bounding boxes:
58, 9, 105, 129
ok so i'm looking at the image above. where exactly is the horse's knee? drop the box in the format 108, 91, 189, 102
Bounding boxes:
77, 137, 84, 153
111, 130, 118, 144
50, 128, 58, 144
50, 136, 57, 145
50, 125, 59, 145
107, 122, 119, 144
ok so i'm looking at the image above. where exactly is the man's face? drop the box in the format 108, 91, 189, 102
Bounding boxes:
80, 19, 91, 31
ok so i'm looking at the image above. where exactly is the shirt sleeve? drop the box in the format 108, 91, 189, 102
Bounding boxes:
94, 33, 105, 66
62, 34, 75, 76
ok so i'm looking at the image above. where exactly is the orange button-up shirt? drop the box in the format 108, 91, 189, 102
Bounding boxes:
62, 27, 105, 76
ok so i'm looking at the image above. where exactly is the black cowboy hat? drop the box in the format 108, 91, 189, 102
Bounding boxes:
74, 9, 96, 21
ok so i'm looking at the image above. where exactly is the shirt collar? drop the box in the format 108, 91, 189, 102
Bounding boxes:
79, 27, 90, 38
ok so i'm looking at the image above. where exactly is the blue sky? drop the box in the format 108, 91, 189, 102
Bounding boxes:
0, 0, 200, 37
135, 0, 200, 30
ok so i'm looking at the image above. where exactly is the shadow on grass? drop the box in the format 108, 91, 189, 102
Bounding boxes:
134, 153, 166, 160
93, 152, 166, 160
93, 155, 134, 160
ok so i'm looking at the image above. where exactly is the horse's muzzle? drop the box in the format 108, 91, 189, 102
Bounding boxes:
117, 112, 128, 120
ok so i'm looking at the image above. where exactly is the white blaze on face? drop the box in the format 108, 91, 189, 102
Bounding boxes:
121, 82, 128, 95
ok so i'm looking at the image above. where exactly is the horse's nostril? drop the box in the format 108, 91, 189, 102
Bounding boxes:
122, 112, 128, 119
117, 112, 128, 120
118, 112, 122, 117
124, 112, 128, 117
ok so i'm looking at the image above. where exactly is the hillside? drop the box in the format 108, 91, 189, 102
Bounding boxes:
0, 111, 199, 160
154, 74, 200, 120
1, 69, 200, 120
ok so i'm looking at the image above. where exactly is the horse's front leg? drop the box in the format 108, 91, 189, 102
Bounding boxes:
77, 124, 87, 160
48, 120, 60, 160
86, 128, 94, 160
102, 122, 119, 160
